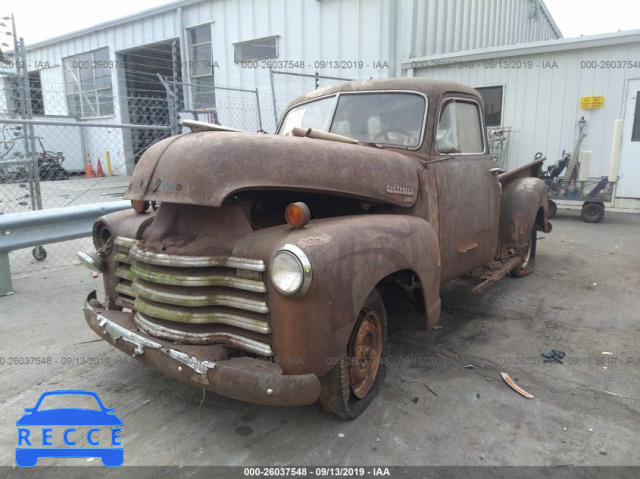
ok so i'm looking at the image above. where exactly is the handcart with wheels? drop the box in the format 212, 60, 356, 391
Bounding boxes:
542, 150, 617, 223
544, 176, 615, 223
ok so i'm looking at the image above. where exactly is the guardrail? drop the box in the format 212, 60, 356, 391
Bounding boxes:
0, 201, 130, 296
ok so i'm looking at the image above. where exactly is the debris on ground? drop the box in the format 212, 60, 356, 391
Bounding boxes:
400, 375, 419, 383
500, 372, 534, 399
542, 349, 566, 363
464, 364, 476, 370
424, 383, 438, 396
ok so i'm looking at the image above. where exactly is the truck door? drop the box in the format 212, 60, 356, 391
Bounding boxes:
430, 96, 500, 282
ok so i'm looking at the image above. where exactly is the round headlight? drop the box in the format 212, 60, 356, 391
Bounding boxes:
92, 220, 113, 256
269, 244, 312, 297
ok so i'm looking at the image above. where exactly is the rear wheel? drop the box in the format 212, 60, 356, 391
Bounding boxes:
510, 228, 537, 278
548, 200, 557, 219
581, 202, 605, 223
319, 289, 388, 419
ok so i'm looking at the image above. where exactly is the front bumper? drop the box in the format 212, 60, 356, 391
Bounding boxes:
83, 291, 321, 407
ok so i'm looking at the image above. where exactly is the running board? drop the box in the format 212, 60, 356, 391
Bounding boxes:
471, 256, 522, 295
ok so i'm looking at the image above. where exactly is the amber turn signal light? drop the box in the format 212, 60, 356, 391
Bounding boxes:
285, 202, 310, 229
131, 199, 150, 213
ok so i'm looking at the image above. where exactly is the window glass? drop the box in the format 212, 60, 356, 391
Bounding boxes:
189, 24, 211, 45
188, 24, 214, 110
28, 71, 44, 115
632, 91, 640, 142
330, 93, 425, 147
234, 36, 278, 62
190, 43, 212, 77
62, 48, 113, 118
278, 92, 426, 148
436, 100, 484, 154
476, 86, 503, 127
279, 96, 337, 134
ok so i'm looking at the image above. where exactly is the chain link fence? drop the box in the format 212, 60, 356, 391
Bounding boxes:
1, 66, 171, 276
1, 54, 353, 278
268, 70, 354, 127
172, 81, 263, 133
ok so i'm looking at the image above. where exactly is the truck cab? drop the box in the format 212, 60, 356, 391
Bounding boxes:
80, 78, 551, 419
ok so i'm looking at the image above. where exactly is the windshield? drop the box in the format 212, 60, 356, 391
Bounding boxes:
279, 92, 426, 148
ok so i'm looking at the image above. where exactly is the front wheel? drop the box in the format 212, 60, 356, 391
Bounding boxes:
548, 200, 557, 219
319, 289, 388, 419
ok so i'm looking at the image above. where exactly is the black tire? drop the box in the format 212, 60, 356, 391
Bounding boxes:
319, 289, 388, 420
32, 246, 47, 261
509, 228, 536, 278
581, 202, 605, 223
548, 200, 557, 219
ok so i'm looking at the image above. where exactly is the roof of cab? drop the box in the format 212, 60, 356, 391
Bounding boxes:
287, 77, 480, 110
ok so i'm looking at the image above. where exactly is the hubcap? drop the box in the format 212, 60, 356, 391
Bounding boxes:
348, 310, 383, 398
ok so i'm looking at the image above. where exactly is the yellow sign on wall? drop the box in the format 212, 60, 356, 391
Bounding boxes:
580, 96, 605, 109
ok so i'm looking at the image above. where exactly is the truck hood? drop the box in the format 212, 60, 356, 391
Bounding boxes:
125, 132, 419, 208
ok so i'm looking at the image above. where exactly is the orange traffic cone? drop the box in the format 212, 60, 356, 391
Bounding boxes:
96, 158, 105, 178
85, 153, 94, 178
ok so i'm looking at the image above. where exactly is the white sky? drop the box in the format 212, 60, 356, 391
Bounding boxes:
1, 0, 639, 45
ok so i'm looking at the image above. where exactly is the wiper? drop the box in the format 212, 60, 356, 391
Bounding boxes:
182, 120, 243, 133
290, 127, 359, 145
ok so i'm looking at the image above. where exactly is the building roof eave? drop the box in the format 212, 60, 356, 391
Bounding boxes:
24, 0, 205, 51
402, 29, 640, 69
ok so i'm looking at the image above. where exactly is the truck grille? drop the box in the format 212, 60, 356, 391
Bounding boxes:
113, 237, 272, 356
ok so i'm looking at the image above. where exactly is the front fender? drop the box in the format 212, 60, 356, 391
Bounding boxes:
232, 215, 441, 377
499, 177, 552, 256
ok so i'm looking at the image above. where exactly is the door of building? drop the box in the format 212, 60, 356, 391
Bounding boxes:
618, 79, 640, 198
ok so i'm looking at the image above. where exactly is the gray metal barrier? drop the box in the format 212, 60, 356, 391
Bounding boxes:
0, 201, 130, 295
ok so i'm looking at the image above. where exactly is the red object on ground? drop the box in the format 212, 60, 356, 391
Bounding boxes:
85, 153, 94, 179
96, 158, 105, 178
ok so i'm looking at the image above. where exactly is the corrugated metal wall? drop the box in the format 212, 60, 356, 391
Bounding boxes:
411, 40, 640, 188
22, 0, 561, 94
401, 0, 560, 59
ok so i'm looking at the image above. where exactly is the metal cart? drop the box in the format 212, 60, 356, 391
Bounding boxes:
544, 175, 615, 223
542, 150, 616, 223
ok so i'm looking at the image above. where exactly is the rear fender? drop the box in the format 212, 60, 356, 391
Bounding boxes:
233, 215, 442, 377
499, 177, 552, 257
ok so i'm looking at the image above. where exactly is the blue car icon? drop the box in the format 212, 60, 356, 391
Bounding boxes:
16, 390, 123, 467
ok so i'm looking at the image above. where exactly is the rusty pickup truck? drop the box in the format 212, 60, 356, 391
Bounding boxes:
79, 78, 551, 419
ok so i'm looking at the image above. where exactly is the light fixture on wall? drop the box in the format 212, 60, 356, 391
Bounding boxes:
578, 116, 586, 132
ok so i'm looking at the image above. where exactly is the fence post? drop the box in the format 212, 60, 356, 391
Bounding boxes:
158, 74, 179, 136
269, 68, 279, 128
0, 252, 12, 296
19, 37, 43, 212
79, 118, 88, 169
255, 89, 263, 131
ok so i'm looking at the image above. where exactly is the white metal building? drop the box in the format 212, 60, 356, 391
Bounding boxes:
1, 0, 561, 174
404, 30, 640, 210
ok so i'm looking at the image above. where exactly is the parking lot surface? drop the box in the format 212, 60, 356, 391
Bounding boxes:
1, 209, 639, 474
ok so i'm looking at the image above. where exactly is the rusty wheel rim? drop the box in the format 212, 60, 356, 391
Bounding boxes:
348, 309, 384, 399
